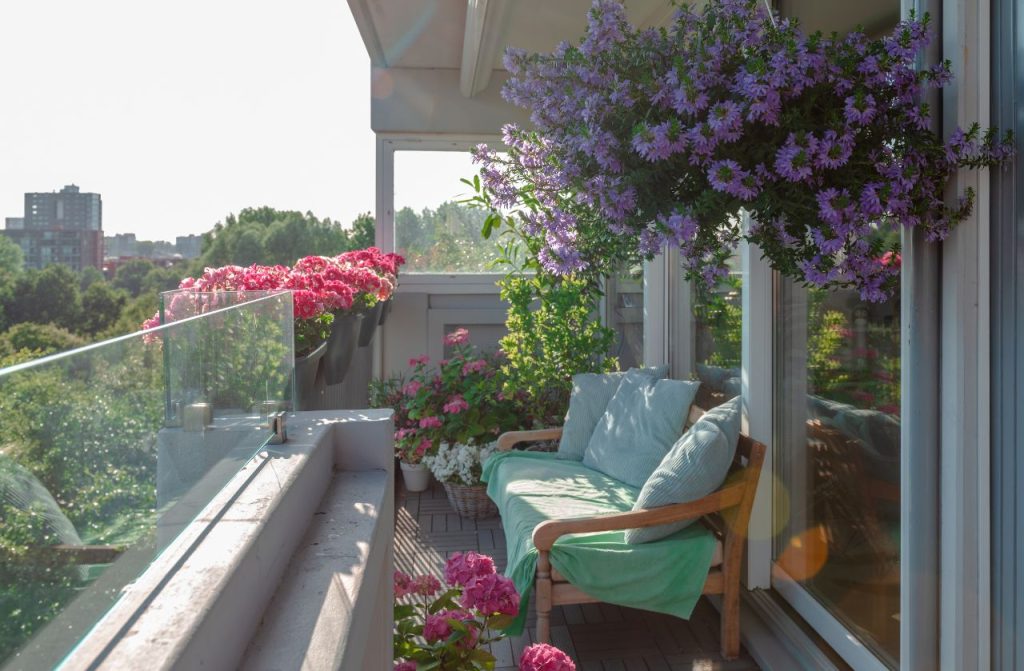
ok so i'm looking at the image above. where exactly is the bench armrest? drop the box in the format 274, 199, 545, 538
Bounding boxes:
496, 428, 563, 452
531, 484, 746, 551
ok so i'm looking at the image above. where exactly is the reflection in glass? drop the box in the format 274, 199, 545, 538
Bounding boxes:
675, 253, 741, 411
606, 264, 644, 369
775, 280, 901, 665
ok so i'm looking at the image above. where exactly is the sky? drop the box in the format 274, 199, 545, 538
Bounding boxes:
0, 0, 467, 240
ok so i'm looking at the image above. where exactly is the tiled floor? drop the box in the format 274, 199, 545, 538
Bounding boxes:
395, 479, 761, 671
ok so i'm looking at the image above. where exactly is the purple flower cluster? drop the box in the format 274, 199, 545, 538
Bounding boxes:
473, 0, 1014, 301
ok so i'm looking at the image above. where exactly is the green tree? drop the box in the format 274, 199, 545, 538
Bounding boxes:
79, 283, 128, 337
112, 259, 155, 297
199, 207, 353, 268
348, 212, 376, 249
0, 236, 24, 278
0, 323, 86, 357
5, 266, 82, 331
78, 266, 105, 292
141, 265, 184, 295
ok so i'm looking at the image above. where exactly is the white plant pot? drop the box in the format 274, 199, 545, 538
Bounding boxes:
400, 461, 431, 492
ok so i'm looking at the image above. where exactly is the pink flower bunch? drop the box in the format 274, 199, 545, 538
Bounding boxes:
519, 643, 577, 671
444, 551, 496, 587
444, 328, 471, 346
460, 572, 520, 616
443, 395, 469, 414
386, 329, 527, 464
396, 552, 570, 670
337, 246, 406, 279
423, 610, 479, 647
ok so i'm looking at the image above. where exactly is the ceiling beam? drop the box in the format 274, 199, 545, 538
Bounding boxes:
347, 0, 387, 66
459, 0, 512, 98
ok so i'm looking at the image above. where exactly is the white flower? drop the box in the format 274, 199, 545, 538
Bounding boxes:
424, 441, 497, 485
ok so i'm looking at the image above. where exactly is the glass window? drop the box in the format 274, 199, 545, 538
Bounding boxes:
774, 278, 901, 665
670, 249, 742, 411
393, 150, 500, 273
605, 263, 644, 369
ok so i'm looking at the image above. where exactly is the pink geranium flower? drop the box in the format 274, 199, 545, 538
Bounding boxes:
408, 355, 429, 367
462, 359, 487, 375
443, 395, 469, 414
443, 328, 470, 346
419, 416, 443, 429
444, 551, 496, 587
460, 573, 520, 616
519, 643, 577, 671
403, 380, 423, 396
394, 662, 416, 671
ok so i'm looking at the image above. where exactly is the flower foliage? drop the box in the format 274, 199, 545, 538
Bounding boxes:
141, 247, 404, 354
395, 552, 574, 670
389, 329, 527, 464
475, 0, 1013, 301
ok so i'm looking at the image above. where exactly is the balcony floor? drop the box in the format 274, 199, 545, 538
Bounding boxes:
396, 479, 760, 671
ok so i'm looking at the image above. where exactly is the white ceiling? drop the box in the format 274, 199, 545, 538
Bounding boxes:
349, 0, 678, 94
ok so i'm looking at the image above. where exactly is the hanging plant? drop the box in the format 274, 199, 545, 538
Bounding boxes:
474, 0, 1013, 301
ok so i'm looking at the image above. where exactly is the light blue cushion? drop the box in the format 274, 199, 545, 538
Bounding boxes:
557, 366, 669, 461
582, 371, 700, 487
695, 395, 742, 455
696, 363, 741, 393
624, 418, 734, 544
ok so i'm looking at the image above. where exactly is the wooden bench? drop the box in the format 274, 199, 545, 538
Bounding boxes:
496, 405, 766, 660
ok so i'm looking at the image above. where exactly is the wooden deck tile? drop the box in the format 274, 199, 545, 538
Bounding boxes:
394, 478, 759, 671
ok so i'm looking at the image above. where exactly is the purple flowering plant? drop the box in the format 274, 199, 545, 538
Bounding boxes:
473, 0, 1013, 301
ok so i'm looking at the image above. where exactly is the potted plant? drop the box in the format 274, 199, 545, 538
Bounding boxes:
474, 0, 1013, 303
336, 247, 405, 344
394, 551, 576, 671
388, 328, 526, 496
425, 442, 498, 519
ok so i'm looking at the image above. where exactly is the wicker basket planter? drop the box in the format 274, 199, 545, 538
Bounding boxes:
443, 482, 497, 519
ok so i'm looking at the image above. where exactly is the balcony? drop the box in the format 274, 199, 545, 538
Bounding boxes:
1, 0, 1023, 669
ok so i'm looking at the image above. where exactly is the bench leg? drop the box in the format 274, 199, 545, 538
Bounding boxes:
721, 579, 740, 660
536, 551, 552, 644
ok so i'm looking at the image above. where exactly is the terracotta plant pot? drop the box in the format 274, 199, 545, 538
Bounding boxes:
357, 301, 385, 347
293, 341, 327, 411
322, 312, 364, 385
400, 461, 431, 492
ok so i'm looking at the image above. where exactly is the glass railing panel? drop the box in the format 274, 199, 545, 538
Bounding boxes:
0, 291, 294, 670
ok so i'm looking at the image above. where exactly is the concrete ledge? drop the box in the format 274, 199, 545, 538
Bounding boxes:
61, 410, 394, 671
241, 470, 394, 670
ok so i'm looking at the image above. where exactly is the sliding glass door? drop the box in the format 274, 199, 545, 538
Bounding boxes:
773, 279, 901, 667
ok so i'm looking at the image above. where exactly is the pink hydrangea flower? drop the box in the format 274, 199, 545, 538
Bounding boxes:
444, 551, 496, 587
443, 328, 470, 346
443, 395, 470, 414
412, 574, 442, 597
423, 610, 478, 648
419, 416, 443, 429
394, 570, 413, 598
460, 573, 520, 616
519, 643, 576, 671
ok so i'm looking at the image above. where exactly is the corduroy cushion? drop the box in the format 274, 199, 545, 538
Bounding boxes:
556, 366, 668, 461
624, 396, 741, 544
582, 371, 700, 487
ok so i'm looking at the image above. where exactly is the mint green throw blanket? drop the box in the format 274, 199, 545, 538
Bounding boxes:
482, 451, 717, 635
